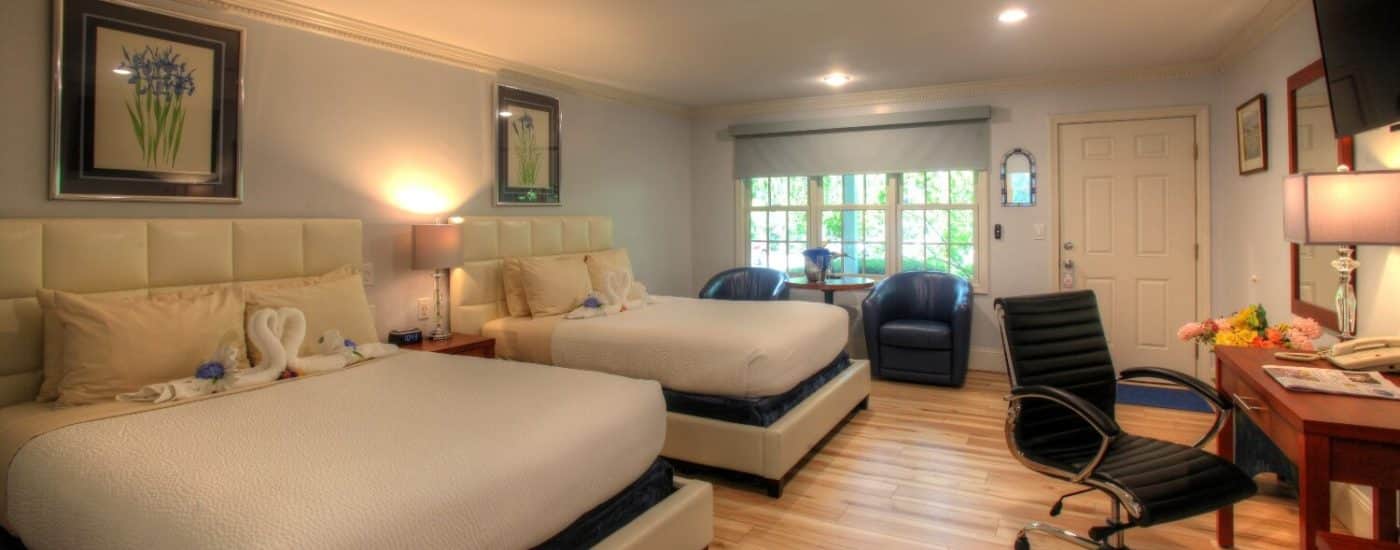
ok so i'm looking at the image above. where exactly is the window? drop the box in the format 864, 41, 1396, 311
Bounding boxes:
746, 177, 809, 276
738, 170, 988, 290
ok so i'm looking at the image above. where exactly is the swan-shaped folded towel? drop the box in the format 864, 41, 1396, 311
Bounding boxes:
240, 308, 291, 385
118, 309, 399, 403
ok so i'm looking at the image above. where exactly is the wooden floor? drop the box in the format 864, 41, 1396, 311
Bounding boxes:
701, 370, 1328, 549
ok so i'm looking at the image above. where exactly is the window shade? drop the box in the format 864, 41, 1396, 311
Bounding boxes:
733, 116, 990, 179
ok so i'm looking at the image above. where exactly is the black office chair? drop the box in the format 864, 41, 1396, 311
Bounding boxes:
697, 267, 789, 301
995, 290, 1257, 549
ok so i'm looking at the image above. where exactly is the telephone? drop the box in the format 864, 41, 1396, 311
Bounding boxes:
1327, 337, 1400, 373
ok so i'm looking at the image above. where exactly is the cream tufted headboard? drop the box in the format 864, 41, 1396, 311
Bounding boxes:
448, 216, 613, 335
0, 218, 362, 408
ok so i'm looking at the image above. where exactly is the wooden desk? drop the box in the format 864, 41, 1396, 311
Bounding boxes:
1214, 347, 1400, 549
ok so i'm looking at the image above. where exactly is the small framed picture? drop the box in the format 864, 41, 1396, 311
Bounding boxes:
51, 0, 244, 202
1236, 94, 1268, 175
495, 85, 561, 206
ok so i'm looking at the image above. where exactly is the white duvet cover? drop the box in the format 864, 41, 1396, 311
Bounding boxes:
7, 352, 665, 550
547, 297, 849, 398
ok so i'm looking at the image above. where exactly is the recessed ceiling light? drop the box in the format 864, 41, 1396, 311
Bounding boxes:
998, 8, 1028, 24
820, 73, 853, 87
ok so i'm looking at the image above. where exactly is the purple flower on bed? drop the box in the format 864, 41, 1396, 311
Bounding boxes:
195, 361, 226, 380
583, 295, 603, 309
344, 338, 357, 349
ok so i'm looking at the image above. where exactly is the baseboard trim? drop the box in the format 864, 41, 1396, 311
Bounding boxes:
1332, 482, 1375, 538
969, 346, 1004, 373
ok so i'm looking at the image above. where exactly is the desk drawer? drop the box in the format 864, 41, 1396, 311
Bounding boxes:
1220, 363, 1301, 463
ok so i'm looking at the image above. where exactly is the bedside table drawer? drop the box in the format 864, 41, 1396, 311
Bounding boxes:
455, 343, 495, 359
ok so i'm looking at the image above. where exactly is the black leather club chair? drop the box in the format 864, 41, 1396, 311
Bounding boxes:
861, 271, 972, 386
995, 290, 1257, 549
697, 267, 790, 301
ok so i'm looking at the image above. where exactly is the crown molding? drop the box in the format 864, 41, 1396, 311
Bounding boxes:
695, 61, 1220, 119
162, 0, 688, 115
163, 0, 1305, 121
1212, 0, 1307, 68
696, 0, 1307, 119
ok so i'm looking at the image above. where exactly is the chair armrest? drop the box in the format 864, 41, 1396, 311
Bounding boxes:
1007, 385, 1121, 482
1119, 367, 1232, 449
1008, 386, 1122, 438
1119, 367, 1230, 411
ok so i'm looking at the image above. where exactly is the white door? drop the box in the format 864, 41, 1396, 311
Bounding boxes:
1058, 116, 1198, 376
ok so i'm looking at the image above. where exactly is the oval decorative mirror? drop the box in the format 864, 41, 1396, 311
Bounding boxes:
1000, 148, 1036, 206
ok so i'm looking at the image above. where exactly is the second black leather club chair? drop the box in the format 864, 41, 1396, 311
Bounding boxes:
995, 290, 1257, 549
861, 271, 972, 386
697, 267, 790, 301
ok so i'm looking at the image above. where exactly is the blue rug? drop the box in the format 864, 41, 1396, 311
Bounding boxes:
1117, 382, 1213, 413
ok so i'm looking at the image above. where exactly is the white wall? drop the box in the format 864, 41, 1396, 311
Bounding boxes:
691, 76, 1218, 361
0, 0, 693, 335
1212, 5, 1400, 338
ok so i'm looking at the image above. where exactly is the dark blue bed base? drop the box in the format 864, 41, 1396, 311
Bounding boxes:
532, 458, 676, 550
661, 352, 853, 427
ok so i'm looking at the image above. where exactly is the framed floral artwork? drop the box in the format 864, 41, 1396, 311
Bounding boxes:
51, 0, 244, 202
1236, 93, 1268, 175
495, 85, 561, 206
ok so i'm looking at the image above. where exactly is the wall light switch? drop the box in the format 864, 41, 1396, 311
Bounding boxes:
361, 262, 375, 286
416, 298, 432, 320
1033, 224, 1046, 240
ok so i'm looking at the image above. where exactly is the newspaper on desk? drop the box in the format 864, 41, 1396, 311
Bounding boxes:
1263, 365, 1400, 400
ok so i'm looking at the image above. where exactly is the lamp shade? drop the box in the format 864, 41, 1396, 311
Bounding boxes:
412, 224, 462, 270
1283, 170, 1400, 245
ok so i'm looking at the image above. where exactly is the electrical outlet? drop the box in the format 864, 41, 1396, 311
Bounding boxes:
416, 297, 432, 320
361, 262, 374, 286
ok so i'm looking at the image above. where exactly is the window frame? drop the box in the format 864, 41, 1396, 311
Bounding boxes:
735, 170, 990, 293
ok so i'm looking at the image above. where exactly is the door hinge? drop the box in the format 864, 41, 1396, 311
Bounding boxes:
1193, 144, 1199, 160
1194, 244, 1199, 260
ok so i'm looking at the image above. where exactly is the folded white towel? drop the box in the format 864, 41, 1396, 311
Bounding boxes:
118, 310, 401, 404
241, 308, 290, 385
116, 378, 216, 404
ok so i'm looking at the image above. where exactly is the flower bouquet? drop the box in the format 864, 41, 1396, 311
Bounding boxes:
1177, 304, 1322, 351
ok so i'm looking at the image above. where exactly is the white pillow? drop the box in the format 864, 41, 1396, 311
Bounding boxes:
502, 258, 531, 317
585, 248, 633, 294
519, 255, 594, 317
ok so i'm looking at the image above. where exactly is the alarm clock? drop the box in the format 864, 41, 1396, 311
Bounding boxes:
388, 328, 423, 345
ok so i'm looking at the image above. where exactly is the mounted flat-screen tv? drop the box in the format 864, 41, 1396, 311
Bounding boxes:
1313, 0, 1400, 137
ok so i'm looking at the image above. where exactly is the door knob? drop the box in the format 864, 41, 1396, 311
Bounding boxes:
1063, 241, 1075, 250
1063, 259, 1075, 269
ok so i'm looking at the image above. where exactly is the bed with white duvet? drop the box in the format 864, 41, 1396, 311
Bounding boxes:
484, 297, 851, 398
1, 352, 688, 550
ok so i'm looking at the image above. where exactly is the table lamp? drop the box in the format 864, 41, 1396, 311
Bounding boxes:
1283, 170, 1400, 338
412, 224, 462, 341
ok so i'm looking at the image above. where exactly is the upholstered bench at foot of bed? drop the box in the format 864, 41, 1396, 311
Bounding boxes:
594, 477, 713, 550
659, 360, 872, 498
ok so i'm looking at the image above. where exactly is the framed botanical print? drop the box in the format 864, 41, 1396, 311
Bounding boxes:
1236, 94, 1268, 175
495, 85, 561, 206
51, 0, 244, 202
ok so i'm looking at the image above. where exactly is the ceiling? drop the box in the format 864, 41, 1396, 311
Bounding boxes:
295, 0, 1277, 107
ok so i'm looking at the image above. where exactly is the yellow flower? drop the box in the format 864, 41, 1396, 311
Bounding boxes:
1214, 328, 1257, 347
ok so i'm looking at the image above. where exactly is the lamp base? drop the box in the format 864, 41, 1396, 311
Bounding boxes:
1332, 246, 1358, 339
427, 326, 451, 341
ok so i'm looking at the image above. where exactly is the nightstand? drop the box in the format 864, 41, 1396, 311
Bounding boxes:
401, 333, 495, 358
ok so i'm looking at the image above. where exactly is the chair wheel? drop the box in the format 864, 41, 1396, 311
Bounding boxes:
1014, 534, 1030, 550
